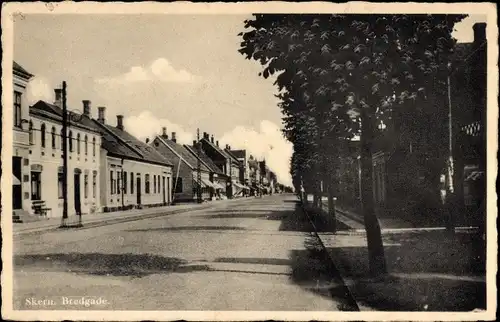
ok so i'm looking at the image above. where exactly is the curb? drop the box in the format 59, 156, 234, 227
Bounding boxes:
13, 196, 264, 237
300, 204, 361, 312
13, 204, 212, 237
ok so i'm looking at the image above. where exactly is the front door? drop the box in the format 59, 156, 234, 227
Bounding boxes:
136, 176, 142, 205
31, 172, 42, 201
74, 173, 82, 215
12, 157, 22, 209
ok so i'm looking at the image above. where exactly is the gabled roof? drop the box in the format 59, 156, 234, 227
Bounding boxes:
201, 137, 233, 161
229, 149, 246, 159
102, 125, 173, 166
154, 136, 210, 172
30, 100, 100, 134
31, 100, 172, 166
224, 149, 242, 164
13, 61, 33, 78
184, 144, 225, 175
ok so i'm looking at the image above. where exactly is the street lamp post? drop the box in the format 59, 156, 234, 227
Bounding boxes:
59, 81, 84, 228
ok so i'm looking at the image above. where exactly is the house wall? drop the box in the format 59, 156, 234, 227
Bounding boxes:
29, 115, 102, 217
100, 156, 173, 211
151, 137, 197, 202
12, 73, 32, 212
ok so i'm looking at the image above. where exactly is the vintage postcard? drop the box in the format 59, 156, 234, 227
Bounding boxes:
1, 2, 497, 321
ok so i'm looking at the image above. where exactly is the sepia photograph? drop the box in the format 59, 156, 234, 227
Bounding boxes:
1, 2, 497, 321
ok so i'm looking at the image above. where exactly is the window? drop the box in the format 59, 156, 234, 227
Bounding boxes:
58, 172, 64, 199
31, 172, 41, 200
68, 130, 73, 152
153, 175, 157, 193
110, 170, 114, 194
14, 91, 22, 128
130, 172, 134, 194
145, 174, 150, 194
60, 129, 64, 151
77, 133, 81, 154
92, 137, 96, 156
41, 123, 46, 148
158, 175, 161, 192
123, 171, 128, 194
174, 178, 183, 193
51, 127, 56, 149
84, 135, 88, 155
93, 172, 97, 198
84, 174, 89, 199
29, 121, 34, 145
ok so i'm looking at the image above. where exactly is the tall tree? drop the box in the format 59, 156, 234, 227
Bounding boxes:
239, 14, 465, 276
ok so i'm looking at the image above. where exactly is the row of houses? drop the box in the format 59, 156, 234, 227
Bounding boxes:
7, 62, 280, 222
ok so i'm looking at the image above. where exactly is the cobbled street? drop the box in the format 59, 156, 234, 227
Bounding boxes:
14, 195, 358, 311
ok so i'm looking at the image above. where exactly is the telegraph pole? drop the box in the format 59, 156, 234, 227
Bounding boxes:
60, 81, 68, 228
196, 128, 202, 203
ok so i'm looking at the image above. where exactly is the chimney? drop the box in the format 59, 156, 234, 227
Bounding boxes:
54, 89, 62, 107
171, 132, 177, 143
116, 115, 124, 130
211, 135, 214, 143
225, 144, 229, 150
146, 138, 150, 144
162, 127, 168, 138
473, 23, 486, 45
82, 100, 91, 117
216, 140, 219, 147
97, 106, 106, 123
193, 140, 197, 146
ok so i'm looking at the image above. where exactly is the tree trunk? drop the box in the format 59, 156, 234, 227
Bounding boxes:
327, 177, 337, 233
360, 110, 387, 276
453, 131, 465, 226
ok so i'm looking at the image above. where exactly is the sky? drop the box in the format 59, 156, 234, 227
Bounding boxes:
14, 14, 485, 187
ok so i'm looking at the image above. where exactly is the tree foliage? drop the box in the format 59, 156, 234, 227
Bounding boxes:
239, 14, 466, 276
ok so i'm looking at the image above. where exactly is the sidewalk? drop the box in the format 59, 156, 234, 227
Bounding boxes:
303, 204, 487, 311
313, 196, 477, 232
13, 197, 251, 236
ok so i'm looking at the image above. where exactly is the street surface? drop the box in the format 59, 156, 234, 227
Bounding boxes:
13, 195, 357, 311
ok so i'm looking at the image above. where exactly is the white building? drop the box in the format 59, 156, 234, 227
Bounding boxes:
90, 107, 174, 211
11, 62, 34, 218
29, 94, 103, 218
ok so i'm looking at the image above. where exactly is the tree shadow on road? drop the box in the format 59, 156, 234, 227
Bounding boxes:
14, 253, 211, 278
288, 234, 360, 311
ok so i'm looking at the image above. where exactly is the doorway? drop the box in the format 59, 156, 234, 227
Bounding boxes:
12, 157, 22, 209
136, 175, 142, 205
74, 171, 82, 215
162, 176, 166, 204
31, 171, 42, 200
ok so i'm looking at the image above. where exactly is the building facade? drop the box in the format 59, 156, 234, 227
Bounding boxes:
151, 128, 212, 203
91, 109, 173, 211
198, 133, 241, 198
11, 62, 34, 214
29, 95, 103, 218
184, 142, 228, 199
